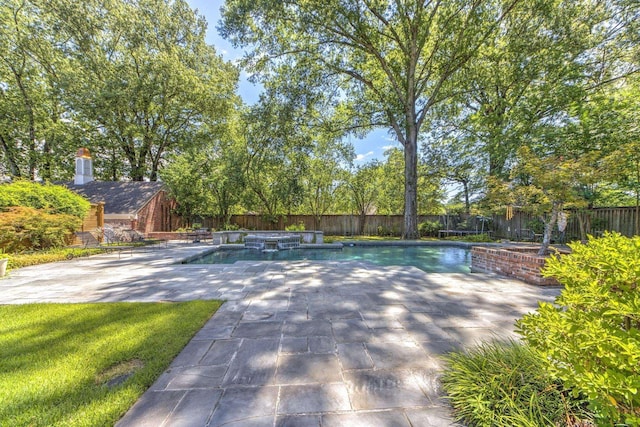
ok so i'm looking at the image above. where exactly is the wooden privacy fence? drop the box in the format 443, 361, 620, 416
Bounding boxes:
199, 206, 639, 239
204, 214, 463, 236
492, 207, 639, 240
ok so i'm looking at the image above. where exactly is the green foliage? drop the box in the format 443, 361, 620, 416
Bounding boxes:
418, 220, 441, 237
456, 233, 494, 243
517, 233, 640, 425
4, 248, 106, 271
222, 0, 519, 238
0, 301, 221, 426
376, 225, 393, 237
222, 223, 240, 231
441, 340, 591, 427
0, 206, 81, 252
526, 218, 546, 235
0, 181, 90, 218
285, 221, 305, 232
590, 217, 608, 231
261, 214, 281, 225
0, 0, 239, 182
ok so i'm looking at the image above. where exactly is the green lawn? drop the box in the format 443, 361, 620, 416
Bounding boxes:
0, 301, 222, 426
328, 235, 404, 242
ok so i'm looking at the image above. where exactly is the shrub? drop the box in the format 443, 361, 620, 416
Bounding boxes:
517, 232, 640, 425
418, 220, 441, 237
460, 233, 493, 243
285, 221, 305, 232
376, 225, 393, 236
441, 340, 591, 427
0, 206, 81, 252
5, 248, 105, 270
0, 180, 90, 218
526, 217, 546, 235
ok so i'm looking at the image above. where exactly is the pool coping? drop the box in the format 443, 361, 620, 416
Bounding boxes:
178, 240, 482, 270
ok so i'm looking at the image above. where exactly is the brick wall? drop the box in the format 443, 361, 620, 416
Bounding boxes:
471, 246, 560, 286
136, 191, 176, 234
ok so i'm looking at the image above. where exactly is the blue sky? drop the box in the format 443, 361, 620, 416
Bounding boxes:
185, 0, 400, 163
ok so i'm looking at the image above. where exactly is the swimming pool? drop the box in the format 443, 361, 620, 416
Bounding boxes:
187, 245, 471, 273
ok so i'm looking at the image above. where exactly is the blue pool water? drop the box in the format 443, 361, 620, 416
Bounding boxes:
188, 245, 470, 273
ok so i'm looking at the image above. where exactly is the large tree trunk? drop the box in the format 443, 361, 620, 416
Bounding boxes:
463, 180, 471, 215
403, 134, 419, 240
358, 211, 367, 236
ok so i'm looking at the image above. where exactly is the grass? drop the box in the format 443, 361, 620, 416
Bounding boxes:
441, 340, 592, 427
328, 235, 440, 242
0, 301, 222, 426
326, 234, 495, 243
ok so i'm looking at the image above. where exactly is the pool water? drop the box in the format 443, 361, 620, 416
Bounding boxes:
188, 245, 470, 273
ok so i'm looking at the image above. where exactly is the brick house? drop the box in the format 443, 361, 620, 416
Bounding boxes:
64, 148, 176, 235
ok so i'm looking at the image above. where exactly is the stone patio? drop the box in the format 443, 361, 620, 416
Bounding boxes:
0, 243, 561, 426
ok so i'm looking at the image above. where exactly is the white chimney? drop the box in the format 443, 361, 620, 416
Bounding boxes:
74, 147, 93, 185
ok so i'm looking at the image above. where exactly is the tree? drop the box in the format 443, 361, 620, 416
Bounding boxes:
161, 108, 247, 226
452, 0, 608, 179
600, 81, 640, 235
421, 129, 484, 214
507, 146, 592, 255
48, 0, 239, 181
431, 0, 637, 230
0, 0, 240, 182
220, 0, 522, 239
301, 137, 352, 230
346, 161, 384, 235
0, 0, 77, 180
240, 95, 308, 222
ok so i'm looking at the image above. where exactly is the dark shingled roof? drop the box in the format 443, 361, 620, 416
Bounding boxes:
64, 181, 166, 215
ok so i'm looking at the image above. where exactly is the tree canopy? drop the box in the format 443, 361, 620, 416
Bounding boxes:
220, 0, 529, 238
1, 0, 639, 235
0, 0, 239, 182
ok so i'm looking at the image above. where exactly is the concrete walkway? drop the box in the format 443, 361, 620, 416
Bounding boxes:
0, 243, 561, 426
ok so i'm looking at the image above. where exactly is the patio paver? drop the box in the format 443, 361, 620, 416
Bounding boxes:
0, 242, 561, 426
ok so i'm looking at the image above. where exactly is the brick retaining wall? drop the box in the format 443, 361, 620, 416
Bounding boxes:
471, 246, 560, 286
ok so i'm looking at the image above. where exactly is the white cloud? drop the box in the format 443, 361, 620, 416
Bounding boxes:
381, 144, 397, 151
355, 151, 374, 161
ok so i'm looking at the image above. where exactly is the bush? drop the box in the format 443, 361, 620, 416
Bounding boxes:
0, 180, 90, 218
418, 220, 441, 237
441, 340, 591, 427
526, 217, 546, 235
376, 225, 393, 236
285, 221, 305, 232
517, 232, 640, 425
5, 248, 105, 270
460, 233, 493, 243
0, 206, 81, 252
